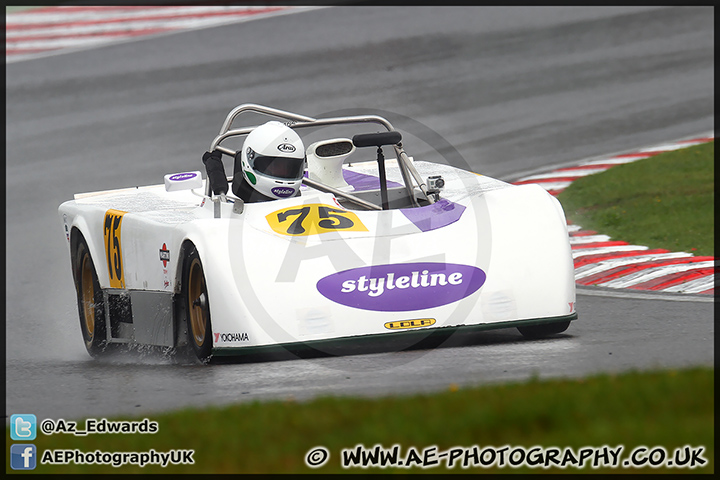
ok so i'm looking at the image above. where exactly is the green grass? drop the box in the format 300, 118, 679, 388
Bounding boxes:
557, 141, 714, 256
6, 367, 713, 474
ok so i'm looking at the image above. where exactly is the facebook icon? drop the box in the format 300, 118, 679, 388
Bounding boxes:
11, 444, 37, 470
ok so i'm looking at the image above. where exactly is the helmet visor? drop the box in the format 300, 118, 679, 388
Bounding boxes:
251, 154, 305, 181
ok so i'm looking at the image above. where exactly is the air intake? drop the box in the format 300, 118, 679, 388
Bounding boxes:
306, 138, 356, 190
316, 140, 354, 158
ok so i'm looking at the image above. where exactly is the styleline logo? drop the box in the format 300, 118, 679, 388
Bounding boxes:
168, 172, 197, 182
271, 187, 296, 198
317, 263, 486, 311
11, 414, 37, 440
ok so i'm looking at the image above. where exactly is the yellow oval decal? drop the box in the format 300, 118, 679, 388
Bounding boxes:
266, 203, 368, 236
384, 318, 436, 330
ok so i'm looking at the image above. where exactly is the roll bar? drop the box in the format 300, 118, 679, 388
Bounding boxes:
206, 104, 433, 208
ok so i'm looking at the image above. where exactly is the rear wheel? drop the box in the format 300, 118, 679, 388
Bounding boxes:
73, 235, 110, 356
182, 246, 213, 363
517, 320, 570, 338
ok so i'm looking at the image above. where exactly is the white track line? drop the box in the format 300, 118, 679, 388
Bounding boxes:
662, 276, 715, 294
517, 168, 609, 181
579, 156, 652, 166
597, 261, 715, 289
572, 245, 650, 259
530, 181, 573, 191
574, 252, 694, 280
7, 6, 276, 25
569, 235, 612, 245
576, 286, 714, 303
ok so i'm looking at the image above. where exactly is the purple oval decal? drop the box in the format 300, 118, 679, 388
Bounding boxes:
316, 262, 486, 312
169, 172, 197, 182
271, 187, 296, 198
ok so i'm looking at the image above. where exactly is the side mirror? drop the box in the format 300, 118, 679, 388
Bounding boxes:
164, 171, 203, 192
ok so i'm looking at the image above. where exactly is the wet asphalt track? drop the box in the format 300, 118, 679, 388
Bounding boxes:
5, 6, 714, 421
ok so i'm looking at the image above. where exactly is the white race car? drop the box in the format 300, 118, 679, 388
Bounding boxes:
59, 104, 576, 363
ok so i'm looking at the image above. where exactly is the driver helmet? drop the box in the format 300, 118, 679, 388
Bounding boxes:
240, 121, 306, 199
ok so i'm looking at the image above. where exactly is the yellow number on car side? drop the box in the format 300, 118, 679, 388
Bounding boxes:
103, 209, 127, 288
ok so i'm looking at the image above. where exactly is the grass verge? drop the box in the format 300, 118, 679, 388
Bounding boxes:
6, 367, 713, 474
556, 141, 714, 256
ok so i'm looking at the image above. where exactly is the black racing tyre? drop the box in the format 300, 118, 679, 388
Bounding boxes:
181, 246, 213, 363
517, 320, 571, 338
73, 235, 110, 356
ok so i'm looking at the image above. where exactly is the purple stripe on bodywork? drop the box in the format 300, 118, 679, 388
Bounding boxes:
342, 169, 403, 191
400, 199, 465, 232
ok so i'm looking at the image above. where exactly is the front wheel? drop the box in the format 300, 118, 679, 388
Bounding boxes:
517, 320, 570, 338
73, 235, 110, 356
181, 246, 213, 363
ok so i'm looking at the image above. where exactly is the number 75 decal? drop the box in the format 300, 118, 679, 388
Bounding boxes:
266, 204, 368, 236
104, 209, 127, 288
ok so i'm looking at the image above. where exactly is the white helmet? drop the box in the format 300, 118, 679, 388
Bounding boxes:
239, 121, 306, 199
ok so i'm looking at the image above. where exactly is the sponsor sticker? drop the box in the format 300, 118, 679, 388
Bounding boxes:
160, 243, 171, 289
316, 262, 486, 311
384, 318, 436, 330
271, 187, 296, 198
168, 172, 197, 182
277, 143, 296, 153
214, 332, 250, 343
63, 214, 70, 242
159, 244, 170, 267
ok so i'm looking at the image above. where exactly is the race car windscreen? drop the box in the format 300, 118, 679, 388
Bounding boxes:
253, 155, 305, 180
